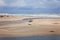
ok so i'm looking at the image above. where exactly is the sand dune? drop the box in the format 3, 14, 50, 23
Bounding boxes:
0, 15, 60, 37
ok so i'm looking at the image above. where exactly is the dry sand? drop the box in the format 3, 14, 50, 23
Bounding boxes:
0, 15, 60, 37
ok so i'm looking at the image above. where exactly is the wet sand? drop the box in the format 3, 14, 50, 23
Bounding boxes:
0, 15, 60, 37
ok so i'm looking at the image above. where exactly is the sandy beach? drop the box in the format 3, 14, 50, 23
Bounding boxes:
0, 15, 60, 37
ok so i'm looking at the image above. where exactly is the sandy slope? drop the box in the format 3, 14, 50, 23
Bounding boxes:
0, 15, 60, 37
0, 15, 27, 21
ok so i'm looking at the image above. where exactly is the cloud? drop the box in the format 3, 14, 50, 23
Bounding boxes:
0, 0, 60, 9
0, 0, 7, 6
0, 0, 60, 13
4, 0, 26, 7
3, 0, 59, 9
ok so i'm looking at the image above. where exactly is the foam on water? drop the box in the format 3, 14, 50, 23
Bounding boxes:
0, 13, 60, 18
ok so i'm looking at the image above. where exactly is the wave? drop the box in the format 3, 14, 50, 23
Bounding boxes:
0, 13, 60, 18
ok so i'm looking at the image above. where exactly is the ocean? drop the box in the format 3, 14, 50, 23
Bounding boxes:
0, 35, 60, 40
0, 13, 60, 18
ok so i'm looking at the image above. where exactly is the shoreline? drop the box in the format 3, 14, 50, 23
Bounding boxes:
0, 14, 60, 18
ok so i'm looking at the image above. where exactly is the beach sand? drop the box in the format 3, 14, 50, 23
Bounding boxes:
0, 15, 60, 37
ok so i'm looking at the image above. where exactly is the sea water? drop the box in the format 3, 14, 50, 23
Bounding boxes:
0, 35, 60, 40
0, 13, 60, 18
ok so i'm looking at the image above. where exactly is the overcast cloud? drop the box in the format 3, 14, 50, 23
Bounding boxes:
0, 0, 60, 13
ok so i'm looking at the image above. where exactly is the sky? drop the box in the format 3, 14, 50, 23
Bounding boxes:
0, 0, 60, 13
